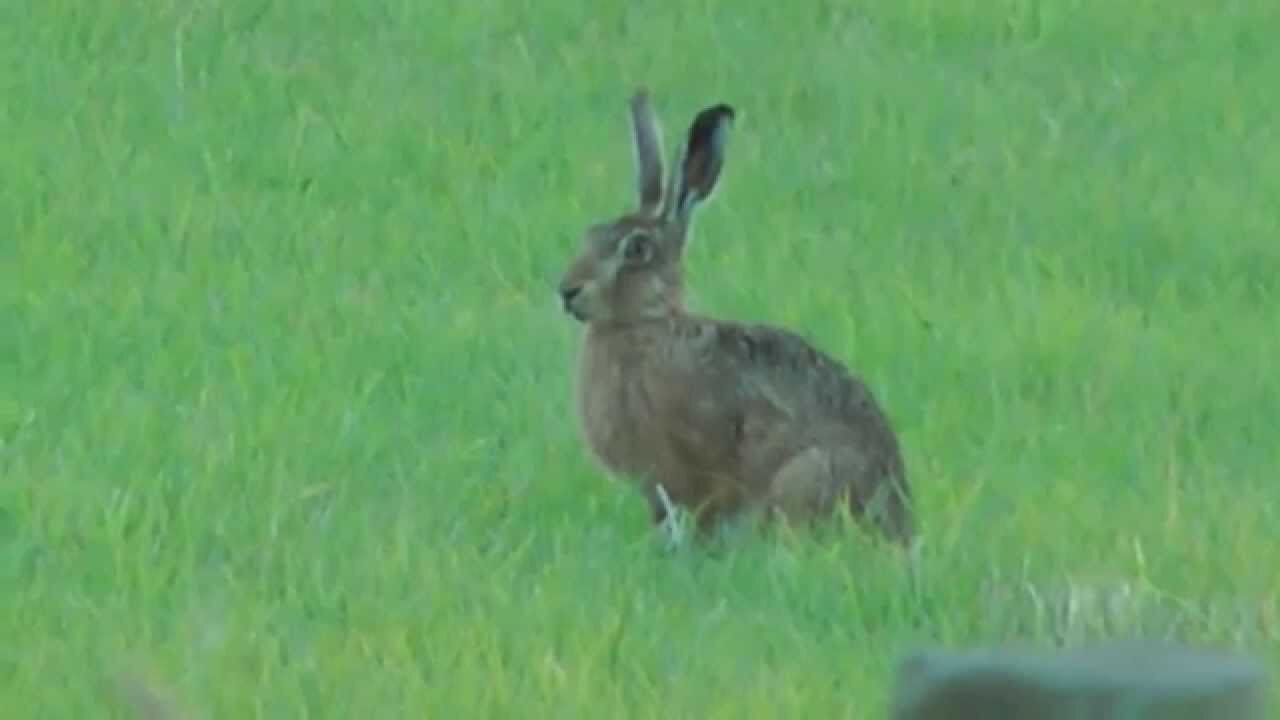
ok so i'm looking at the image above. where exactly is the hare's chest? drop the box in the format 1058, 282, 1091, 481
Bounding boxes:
574, 344, 663, 478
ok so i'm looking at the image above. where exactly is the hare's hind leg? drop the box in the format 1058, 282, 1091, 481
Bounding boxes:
766, 447, 834, 525
767, 442, 913, 545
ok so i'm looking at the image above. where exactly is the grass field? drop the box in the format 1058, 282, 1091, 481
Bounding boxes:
3, 0, 1279, 716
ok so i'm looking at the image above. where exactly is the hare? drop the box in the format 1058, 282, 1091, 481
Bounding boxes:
557, 89, 914, 545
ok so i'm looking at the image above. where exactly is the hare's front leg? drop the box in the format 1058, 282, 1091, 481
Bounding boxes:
643, 475, 741, 541
643, 483, 671, 526
643, 481, 698, 547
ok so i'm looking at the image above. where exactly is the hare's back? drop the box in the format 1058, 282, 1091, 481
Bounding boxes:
695, 319, 887, 427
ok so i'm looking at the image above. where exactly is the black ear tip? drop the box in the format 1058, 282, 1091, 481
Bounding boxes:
688, 103, 736, 147
700, 103, 736, 126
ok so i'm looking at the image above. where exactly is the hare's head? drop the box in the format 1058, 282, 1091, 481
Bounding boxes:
558, 90, 734, 326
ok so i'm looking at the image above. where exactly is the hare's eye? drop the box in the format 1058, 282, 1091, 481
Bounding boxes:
623, 233, 653, 263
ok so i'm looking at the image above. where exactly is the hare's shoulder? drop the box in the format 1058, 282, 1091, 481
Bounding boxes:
678, 316, 881, 420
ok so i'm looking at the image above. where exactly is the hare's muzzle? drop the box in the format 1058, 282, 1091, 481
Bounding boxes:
559, 284, 585, 321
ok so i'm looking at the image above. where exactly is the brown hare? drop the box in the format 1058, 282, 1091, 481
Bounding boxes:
557, 89, 914, 545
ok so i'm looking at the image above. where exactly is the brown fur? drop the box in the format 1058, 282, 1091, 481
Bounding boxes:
557, 89, 914, 544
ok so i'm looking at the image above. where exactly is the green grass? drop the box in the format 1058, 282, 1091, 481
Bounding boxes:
3, 0, 1279, 716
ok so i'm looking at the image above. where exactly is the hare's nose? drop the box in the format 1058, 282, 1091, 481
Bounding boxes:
559, 285, 582, 308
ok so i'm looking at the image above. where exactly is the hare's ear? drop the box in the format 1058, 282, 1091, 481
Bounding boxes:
629, 89, 666, 216
666, 103, 735, 224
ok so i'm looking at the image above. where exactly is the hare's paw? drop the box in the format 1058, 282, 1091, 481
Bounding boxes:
644, 483, 692, 550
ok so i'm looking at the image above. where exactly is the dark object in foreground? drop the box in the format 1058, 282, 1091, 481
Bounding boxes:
891, 643, 1268, 720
